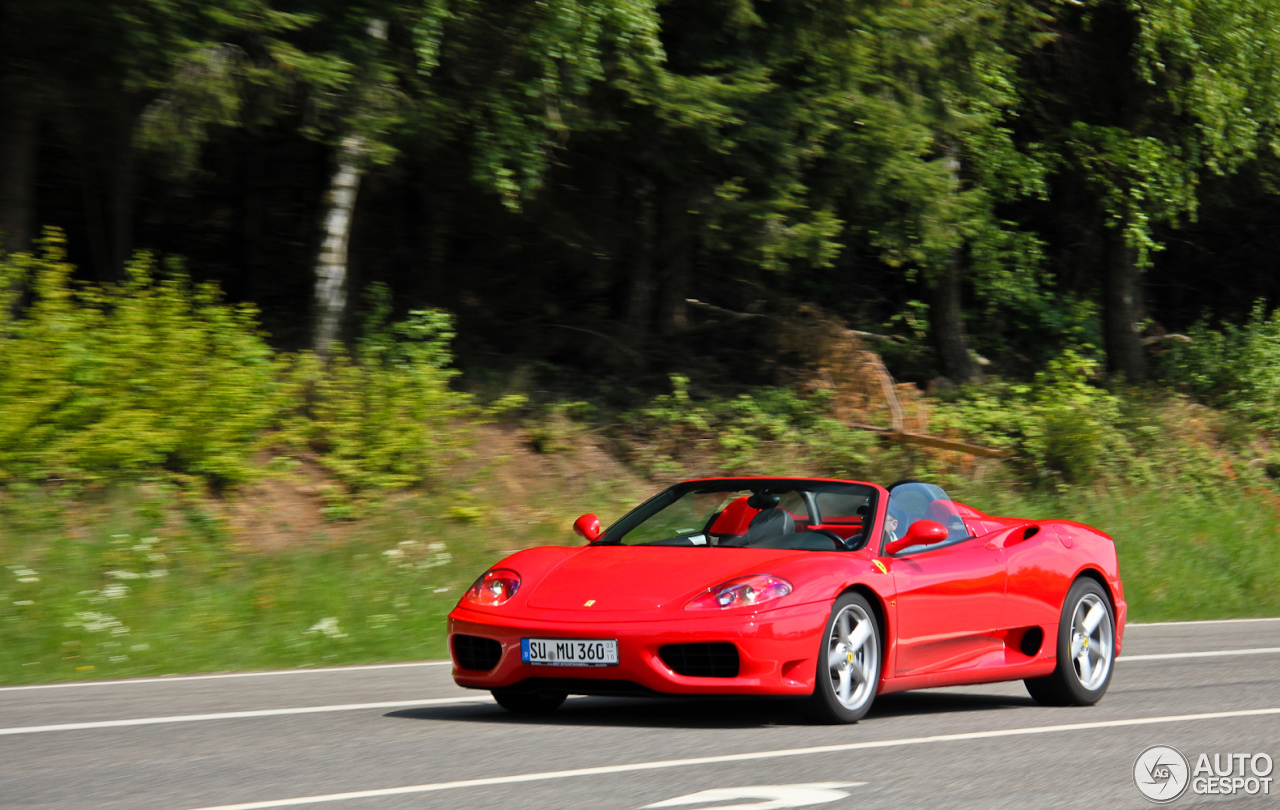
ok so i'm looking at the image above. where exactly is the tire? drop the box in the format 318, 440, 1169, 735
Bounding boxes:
491, 688, 567, 714
1025, 577, 1115, 706
801, 593, 881, 723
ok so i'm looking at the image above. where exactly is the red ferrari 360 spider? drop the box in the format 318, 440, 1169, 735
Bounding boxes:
447, 477, 1125, 723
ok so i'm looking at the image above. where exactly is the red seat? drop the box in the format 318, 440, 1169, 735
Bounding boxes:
709, 497, 758, 536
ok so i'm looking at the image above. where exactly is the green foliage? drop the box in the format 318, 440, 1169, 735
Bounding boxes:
623, 376, 876, 478
278, 284, 478, 493
1160, 302, 1280, 430
934, 349, 1136, 484
0, 232, 279, 486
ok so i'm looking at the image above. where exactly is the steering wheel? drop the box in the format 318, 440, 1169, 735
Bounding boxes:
805, 529, 847, 549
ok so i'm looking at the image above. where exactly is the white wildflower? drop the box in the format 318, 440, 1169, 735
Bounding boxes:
305, 617, 347, 639
426, 542, 452, 567
109, 655, 129, 663
66, 611, 129, 635
9, 566, 39, 583
106, 570, 142, 580
100, 583, 130, 600
130, 643, 150, 652
12, 600, 34, 606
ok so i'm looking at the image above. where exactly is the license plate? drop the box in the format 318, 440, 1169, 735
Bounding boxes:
521, 638, 619, 667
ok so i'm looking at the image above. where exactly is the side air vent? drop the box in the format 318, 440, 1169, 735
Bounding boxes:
1020, 627, 1045, 657
659, 642, 740, 678
453, 634, 503, 671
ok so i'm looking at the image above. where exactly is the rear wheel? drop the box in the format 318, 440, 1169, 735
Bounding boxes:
801, 593, 881, 723
1025, 577, 1115, 706
491, 688, 567, 714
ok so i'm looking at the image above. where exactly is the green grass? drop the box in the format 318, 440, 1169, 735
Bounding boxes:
2, 475, 1278, 686
0, 484, 600, 686
959, 483, 1280, 622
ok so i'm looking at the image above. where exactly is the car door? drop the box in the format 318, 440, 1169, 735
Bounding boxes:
889, 536, 1007, 676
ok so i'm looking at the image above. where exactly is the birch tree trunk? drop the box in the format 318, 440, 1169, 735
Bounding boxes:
314, 135, 364, 358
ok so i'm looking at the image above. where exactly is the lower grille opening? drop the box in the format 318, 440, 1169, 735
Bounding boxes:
453, 634, 502, 671
659, 642, 740, 678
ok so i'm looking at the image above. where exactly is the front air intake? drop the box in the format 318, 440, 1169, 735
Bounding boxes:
658, 642, 740, 677
452, 634, 502, 671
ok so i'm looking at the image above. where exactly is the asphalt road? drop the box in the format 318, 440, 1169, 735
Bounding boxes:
3, 618, 1279, 810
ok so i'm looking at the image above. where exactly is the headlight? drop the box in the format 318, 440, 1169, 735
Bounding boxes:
464, 569, 521, 606
685, 575, 792, 610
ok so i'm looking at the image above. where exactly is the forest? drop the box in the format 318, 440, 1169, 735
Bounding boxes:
3, 0, 1280, 682
3, 0, 1279, 382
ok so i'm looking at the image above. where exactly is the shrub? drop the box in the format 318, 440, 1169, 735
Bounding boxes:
933, 349, 1134, 485
0, 232, 279, 485
623, 376, 876, 478
1160, 301, 1280, 431
277, 285, 480, 493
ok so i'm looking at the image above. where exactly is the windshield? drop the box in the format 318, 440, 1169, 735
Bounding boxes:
883, 481, 969, 546
603, 479, 877, 551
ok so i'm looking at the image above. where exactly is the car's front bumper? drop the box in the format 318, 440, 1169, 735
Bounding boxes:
447, 602, 831, 696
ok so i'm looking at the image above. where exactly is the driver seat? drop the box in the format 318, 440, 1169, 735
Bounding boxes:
742, 507, 794, 546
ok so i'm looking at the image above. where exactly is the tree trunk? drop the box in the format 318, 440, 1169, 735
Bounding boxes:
623, 175, 656, 352
1103, 225, 1146, 383
0, 76, 39, 254
656, 185, 692, 337
314, 136, 364, 357
109, 110, 137, 275
928, 250, 976, 384
241, 133, 268, 303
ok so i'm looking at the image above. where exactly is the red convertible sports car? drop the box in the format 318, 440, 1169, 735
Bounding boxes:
447, 477, 1126, 723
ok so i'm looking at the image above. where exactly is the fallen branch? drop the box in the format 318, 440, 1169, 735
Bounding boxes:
848, 424, 1013, 458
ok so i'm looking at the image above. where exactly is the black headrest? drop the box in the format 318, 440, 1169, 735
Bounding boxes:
747, 492, 781, 510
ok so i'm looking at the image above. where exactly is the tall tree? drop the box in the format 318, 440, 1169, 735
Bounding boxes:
780, 0, 1050, 382
1026, 0, 1280, 382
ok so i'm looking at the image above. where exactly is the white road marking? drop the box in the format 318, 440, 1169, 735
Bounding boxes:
1122, 647, 1280, 662
0, 661, 452, 693
0, 617, 1271, 694
0, 696, 492, 736
643, 783, 863, 809
1128, 616, 1280, 627
182, 707, 1280, 810
2, 647, 1272, 735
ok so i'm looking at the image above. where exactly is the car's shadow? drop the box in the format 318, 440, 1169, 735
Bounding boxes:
386, 690, 1036, 729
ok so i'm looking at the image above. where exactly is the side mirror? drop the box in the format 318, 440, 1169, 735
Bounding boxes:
883, 519, 948, 556
573, 513, 603, 543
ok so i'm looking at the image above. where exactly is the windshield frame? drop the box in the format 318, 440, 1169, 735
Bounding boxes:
597, 477, 882, 550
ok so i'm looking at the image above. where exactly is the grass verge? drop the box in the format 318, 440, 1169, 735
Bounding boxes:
4, 476, 1277, 686
0, 479, 639, 686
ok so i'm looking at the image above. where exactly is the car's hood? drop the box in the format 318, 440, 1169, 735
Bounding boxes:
524, 545, 801, 612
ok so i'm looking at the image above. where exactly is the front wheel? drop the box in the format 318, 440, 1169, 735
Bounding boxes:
492, 688, 567, 714
801, 593, 881, 723
1025, 577, 1115, 706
